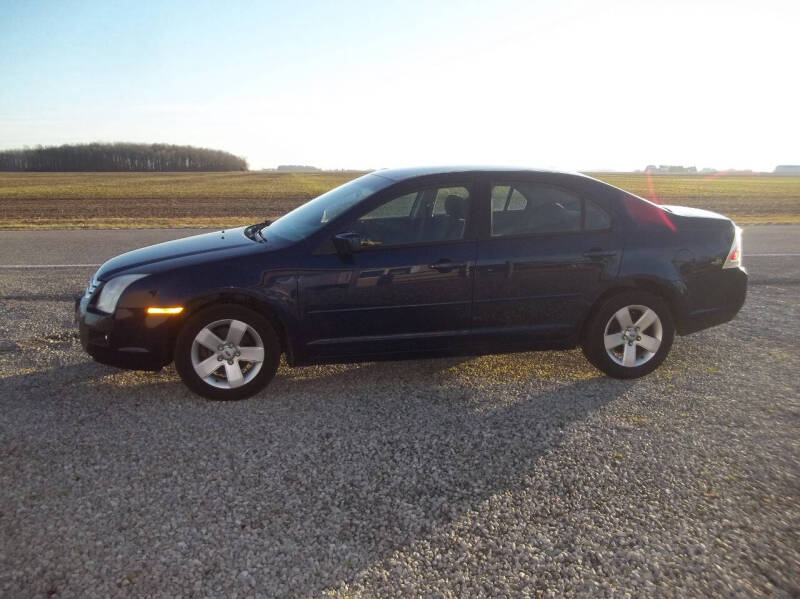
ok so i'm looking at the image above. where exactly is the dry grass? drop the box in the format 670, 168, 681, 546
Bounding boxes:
0, 171, 798, 229
0, 172, 362, 229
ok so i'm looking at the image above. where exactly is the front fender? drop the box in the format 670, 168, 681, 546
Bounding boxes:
118, 259, 302, 364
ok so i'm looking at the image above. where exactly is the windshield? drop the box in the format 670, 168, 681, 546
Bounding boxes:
262, 173, 392, 242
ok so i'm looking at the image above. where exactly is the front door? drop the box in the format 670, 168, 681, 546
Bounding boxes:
299, 181, 477, 358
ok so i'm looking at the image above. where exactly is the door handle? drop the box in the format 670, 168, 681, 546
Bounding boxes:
429, 259, 467, 273
583, 248, 617, 259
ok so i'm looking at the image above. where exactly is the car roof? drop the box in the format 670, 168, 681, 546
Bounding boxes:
371, 165, 586, 182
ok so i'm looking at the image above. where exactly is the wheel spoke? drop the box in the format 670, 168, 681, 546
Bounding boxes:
195, 355, 222, 378
604, 333, 624, 349
635, 308, 658, 331
238, 346, 264, 363
224, 361, 245, 388
637, 334, 660, 353
195, 327, 224, 352
614, 307, 634, 329
622, 342, 636, 367
226, 320, 248, 345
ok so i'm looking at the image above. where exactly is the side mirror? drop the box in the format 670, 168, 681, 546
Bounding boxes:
333, 232, 362, 255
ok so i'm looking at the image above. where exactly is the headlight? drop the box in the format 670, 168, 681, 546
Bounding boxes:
95, 274, 148, 314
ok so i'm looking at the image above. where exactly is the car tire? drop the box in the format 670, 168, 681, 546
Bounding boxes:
581, 290, 675, 379
174, 304, 281, 400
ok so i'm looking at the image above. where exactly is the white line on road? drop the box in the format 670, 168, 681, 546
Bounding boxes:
0, 264, 101, 269
746, 253, 800, 257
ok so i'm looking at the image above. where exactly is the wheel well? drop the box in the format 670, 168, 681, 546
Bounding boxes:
180, 293, 291, 358
579, 279, 683, 342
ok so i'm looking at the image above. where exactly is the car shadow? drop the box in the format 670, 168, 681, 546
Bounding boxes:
1, 349, 633, 596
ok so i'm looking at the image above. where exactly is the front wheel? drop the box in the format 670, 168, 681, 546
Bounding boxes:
582, 290, 675, 379
174, 304, 281, 400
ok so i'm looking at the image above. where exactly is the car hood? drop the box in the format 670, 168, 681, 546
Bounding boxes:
95, 227, 256, 280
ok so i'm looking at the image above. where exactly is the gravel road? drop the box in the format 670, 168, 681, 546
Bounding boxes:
0, 226, 798, 597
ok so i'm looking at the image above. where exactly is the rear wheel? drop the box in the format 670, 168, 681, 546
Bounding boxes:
174, 304, 281, 400
582, 290, 674, 379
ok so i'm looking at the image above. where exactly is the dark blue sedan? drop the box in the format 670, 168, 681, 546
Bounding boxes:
76, 166, 747, 400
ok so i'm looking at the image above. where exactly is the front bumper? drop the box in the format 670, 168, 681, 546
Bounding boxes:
75, 295, 178, 371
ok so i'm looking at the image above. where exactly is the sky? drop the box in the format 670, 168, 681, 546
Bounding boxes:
1, 0, 798, 171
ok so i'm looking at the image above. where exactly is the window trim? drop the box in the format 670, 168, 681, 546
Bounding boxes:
486, 180, 613, 240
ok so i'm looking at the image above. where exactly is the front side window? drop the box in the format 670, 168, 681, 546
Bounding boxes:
361, 192, 417, 219
432, 186, 471, 215
490, 182, 610, 237
348, 185, 472, 247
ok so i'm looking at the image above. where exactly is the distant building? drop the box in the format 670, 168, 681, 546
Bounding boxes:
774, 165, 800, 174
644, 165, 698, 174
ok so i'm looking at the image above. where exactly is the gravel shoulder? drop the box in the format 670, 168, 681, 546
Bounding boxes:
0, 233, 798, 597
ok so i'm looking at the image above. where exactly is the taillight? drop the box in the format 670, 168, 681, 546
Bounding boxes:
723, 226, 743, 269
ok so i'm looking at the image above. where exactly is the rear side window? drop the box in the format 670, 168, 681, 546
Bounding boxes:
492, 185, 528, 212
490, 182, 611, 237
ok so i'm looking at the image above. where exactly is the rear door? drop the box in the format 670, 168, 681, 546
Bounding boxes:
473, 175, 620, 344
299, 178, 477, 358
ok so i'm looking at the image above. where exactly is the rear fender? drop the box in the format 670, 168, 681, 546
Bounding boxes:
579, 275, 689, 341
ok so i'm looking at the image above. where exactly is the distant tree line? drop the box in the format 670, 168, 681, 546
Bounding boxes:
0, 143, 248, 171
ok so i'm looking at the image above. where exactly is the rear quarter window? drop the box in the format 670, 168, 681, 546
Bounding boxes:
585, 198, 612, 230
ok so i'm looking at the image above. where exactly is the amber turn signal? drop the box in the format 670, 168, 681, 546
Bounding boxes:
146, 306, 184, 315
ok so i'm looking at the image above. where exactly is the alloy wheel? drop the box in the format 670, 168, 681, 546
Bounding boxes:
603, 304, 663, 368
190, 319, 265, 389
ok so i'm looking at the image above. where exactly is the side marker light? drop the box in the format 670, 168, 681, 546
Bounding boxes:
146, 306, 184, 315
